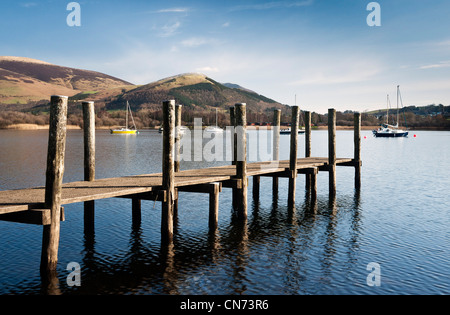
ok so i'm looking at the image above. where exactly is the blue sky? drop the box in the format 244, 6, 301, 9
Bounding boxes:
1, 0, 449, 113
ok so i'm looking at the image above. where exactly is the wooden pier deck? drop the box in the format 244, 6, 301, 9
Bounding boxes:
0, 97, 362, 274
0, 157, 353, 215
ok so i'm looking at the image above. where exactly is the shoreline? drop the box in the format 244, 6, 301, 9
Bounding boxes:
2, 124, 448, 131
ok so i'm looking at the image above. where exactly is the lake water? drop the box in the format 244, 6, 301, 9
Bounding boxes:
0, 129, 449, 295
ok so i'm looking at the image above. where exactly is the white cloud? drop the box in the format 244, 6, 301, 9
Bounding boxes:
420, 61, 450, 70
289, 58, 383, 86
159, 21, 181, 37
20, 2, 37, 8
230, 0, 314, 11
181, 37, 209, 47
180, 37, 222, 48
155, 8, 190, 13
196, 66, 220, 73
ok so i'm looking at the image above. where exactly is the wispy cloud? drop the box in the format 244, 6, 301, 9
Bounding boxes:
155, 7, 190, 13
181, 37, 222, 48
420, 61, 450, 70
159, 22, 181, 37
20, 2, 37, 8
181, 37, 209, 47
230, 0, 314, 11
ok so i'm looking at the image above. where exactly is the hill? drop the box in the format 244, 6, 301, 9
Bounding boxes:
0, 56, 133, 107
103, 73, 284, 114
0, 57, 289, 128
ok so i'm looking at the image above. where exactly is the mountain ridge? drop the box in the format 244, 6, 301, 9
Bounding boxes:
0, 57, 284, 114
0, 56, 133, 106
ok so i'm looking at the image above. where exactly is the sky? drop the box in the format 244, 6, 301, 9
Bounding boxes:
1, 0, 450, 114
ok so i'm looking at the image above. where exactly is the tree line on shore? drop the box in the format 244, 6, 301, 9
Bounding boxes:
0, 105, 449, 129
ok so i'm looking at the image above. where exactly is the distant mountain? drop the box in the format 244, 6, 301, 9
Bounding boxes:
0, 57, 285, 115
105, 73, 283, 113
0, 56, 133, 106
222, 83, 256, 94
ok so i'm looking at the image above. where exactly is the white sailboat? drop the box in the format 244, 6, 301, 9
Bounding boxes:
373, 86, 409, 138
111, 101, 138, 135
281, 94, 305, 135
204, 108, 224, 133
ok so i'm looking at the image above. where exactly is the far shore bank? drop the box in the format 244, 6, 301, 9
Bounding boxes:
1, 124, 448, 131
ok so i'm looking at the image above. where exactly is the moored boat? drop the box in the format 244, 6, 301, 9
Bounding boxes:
111, 101, 138, 135
373, 86, 408, 138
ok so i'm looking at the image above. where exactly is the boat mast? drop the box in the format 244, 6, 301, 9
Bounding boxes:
128, 101, 137, 130
386, 95, 390, 125
396, 85, 400, 128
126, 101, 129, 129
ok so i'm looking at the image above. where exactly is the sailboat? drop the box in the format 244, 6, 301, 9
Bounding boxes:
281, 94, 305, 135
110, 101, 138, 135
204, 108, 224, 133
373, 86, 408, 138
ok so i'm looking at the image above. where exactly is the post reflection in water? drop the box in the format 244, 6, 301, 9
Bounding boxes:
35, 171, 363, 295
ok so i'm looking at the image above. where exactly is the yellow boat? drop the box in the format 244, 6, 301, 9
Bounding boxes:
111, 128, 138, 135
110, 101, 139, 135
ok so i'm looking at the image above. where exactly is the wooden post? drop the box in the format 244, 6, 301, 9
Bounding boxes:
305, 111, 312, 191
174, 105, 182, 218
82, 101, 95, 181
175, 104, 182, 173
209, 183, 220, 231
253, 176, 260, 202
41, 95, 68, 273
328, 108, 336, 197
162, 100, 176, 245
230, 107, 238, 210
310, 169, 317, 203
132, 198, 141, 228
354, 112, 362, 190
235, 103, 247, 220
272, 109, 281, 195
288, 106, 300, 209
82, 101, 95, 232
230, 107, 237, 166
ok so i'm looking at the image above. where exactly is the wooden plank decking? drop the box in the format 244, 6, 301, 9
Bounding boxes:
0, 157, 353, 215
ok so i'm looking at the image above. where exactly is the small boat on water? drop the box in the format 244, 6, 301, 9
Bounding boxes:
280, 94, 306, 135
373, 86, 409, 138
204, 109, 224, 134
280, 128, 305, 135
111, 101, 138, 135
159, 126, 188, 135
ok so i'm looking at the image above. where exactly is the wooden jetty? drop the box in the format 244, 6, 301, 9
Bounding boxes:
0, 97, 362, 273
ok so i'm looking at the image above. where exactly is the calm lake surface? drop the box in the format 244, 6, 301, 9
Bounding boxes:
0, 129, 449, 295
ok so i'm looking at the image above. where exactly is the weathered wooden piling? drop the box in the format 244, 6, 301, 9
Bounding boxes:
288, 106, 300, 208
175, 104, 182, 173
354, 112, 362, 190
305, 111, 312, 190
235, 103, 248, 219
230, 107, 237, 166
209, 182, 221, 231
161, 100, 176, 244
82, 101, 95, 182
229, 107, 239, 210
82, 101, 96, 232
272, 109, 281, 195
41, 95, 68, 273
328, 108, 336, 197
174, 104, 182, 217
253, 176, 260, 202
